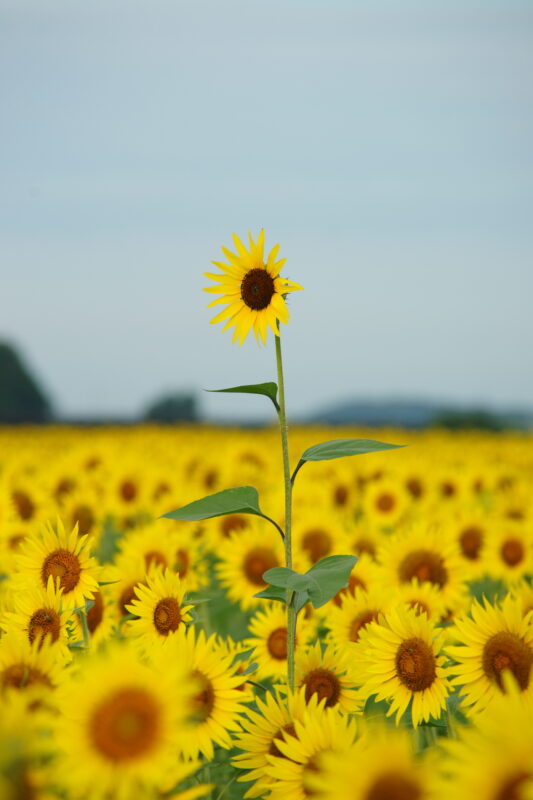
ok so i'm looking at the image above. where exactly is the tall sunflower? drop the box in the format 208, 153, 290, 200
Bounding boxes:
204, 231, 303, 345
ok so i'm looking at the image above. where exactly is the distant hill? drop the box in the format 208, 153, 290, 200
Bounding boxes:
304, 398, 533, 430
0, 342, 52, 424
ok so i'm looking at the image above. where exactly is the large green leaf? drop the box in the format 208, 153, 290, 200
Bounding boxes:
292, 438, 404, 483
162, 486, 264, 522
205, 382, 279, 411
305, 554, 358, 608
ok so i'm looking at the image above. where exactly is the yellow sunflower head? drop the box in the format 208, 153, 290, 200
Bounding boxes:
205, 230, 303, 345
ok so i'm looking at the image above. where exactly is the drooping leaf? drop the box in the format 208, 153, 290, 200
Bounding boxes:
305, 554, 359, 608
205, 382, 279, 411
253, 584, 310, 614
162, 486, 264, 523
253, 585, 288, 603
292, 438, 404, 483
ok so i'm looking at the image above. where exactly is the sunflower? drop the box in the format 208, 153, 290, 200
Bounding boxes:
484, 521, 533, 585
0, 635, 66, 708
246, 603, 307, 682
353, 605, 451, 726
149, 626, 249, 761
16, 518, 101, 611
118, 520, 177, 574
51, 641, 195, 800
389, 578, 448, 623
1, 576, 71, 657
264, 704, 359, 800
363, 478, 410, 530
446, 595, 533, 714
292, 511, 349, 570
435, 676, 533, 800
330, 555, 385, 607
125, 567, 192, 650
232, 687, 318, 799
326, 586, 392, 647
377, 523, 468, 619
69, 585, 115, 649
290, 641, 362, 714
216, 524, 284, 611
204, 230, 303, 345
307, 721, 435, 800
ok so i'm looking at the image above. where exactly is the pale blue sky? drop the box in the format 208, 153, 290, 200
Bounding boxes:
1, 0, 532, 420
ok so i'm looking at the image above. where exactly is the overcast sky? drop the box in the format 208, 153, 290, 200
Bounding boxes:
1, 0, 532, 420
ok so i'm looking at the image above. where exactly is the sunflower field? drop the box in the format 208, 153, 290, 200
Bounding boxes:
1, 231, 533, 800
0, 422, 532, 800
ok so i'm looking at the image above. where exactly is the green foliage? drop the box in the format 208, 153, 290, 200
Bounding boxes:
292, 438, 404, 483
162, 486, 285, 538
206, 381, 279, 411
163, 486, 263, 522
258, 554, 358, 612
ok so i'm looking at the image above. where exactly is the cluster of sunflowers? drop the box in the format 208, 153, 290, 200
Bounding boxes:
0, 422, 532, 799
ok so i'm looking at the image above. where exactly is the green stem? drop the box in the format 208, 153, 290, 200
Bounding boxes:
79, 609, 91, 649
274, 332, 295, 692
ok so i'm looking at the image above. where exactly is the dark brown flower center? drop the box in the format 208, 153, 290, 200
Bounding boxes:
267, 627, 288, 660
494, 772, 531, 800
500, 539, 525, 567
482, 632, 532, 690
333, 574, 367, 606
459, 526, 483, 560
241, 268, 275, 310
119, 583, 140, 617
399, 550, 448, 587
301, 528, 332, 564
349, 610, 378, 642
405, 478, 424, 499
221, 514, 248, 537
90, 688, 160, 761
192, 671, 215, 721
41, 549, 81, 594
352, 537, 376, 558
120, 480, 137, 503
395, 637, 436, 691
376, 492, 396, 513
269, 723, 297, 758
84, 591, 104, 633
333, 484, 349, 507
28, 608, 61, 646
176, 548, 190, 576
12, 490, 35, 520
366, 773, 422, 800
72, 504, 95, 535
2, 664, 52, 691
153, 597, 182, 634
303, 668, 341, 707
144, 550, 167, 570
243, 547, 279, 586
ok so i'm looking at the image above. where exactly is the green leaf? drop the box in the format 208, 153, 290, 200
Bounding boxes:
205, 382, 279, 411
262, 566, 297, 589
305, 554, 358, 608
253, 585, 288, 603
162, 486, 264, 523
253, 585, 310, 614
292, 438, 405, 483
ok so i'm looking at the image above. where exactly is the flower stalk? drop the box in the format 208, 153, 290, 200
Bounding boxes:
274, 331, 296, 691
